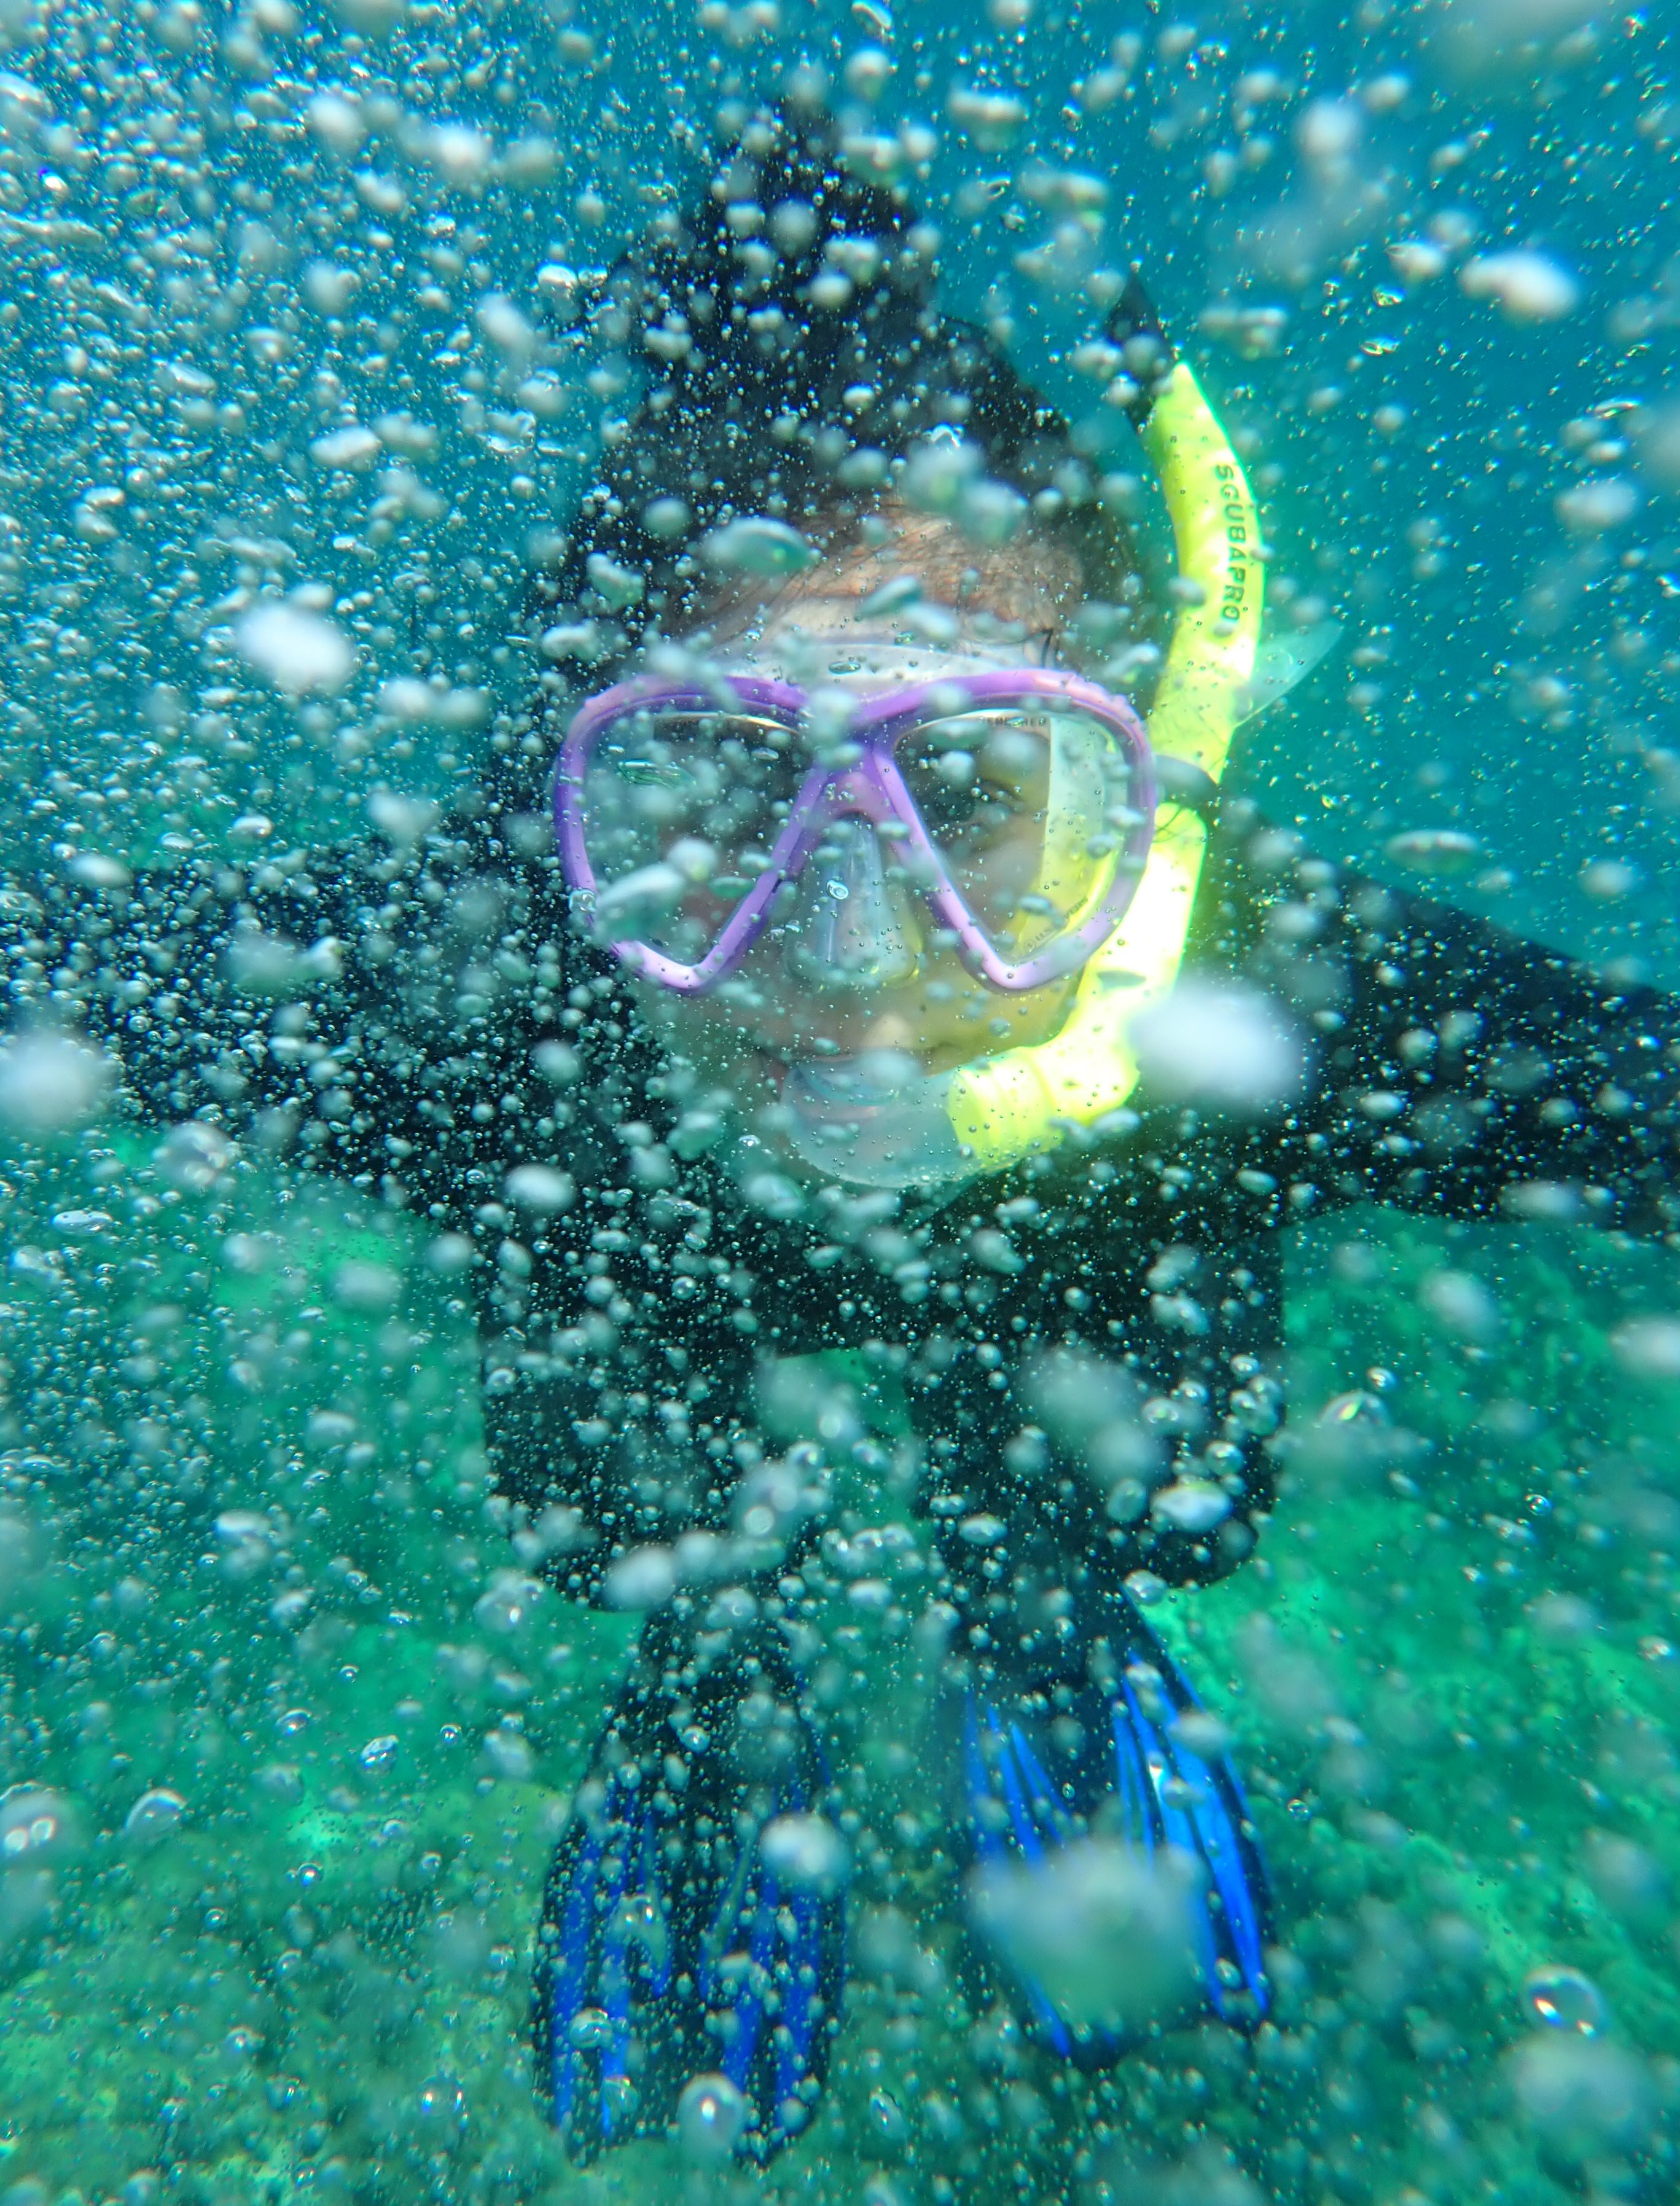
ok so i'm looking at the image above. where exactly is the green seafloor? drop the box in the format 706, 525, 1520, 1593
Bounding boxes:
0, 1124, 1678, 2206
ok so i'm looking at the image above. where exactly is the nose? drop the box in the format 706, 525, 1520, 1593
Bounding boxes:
789, 822, 924, 992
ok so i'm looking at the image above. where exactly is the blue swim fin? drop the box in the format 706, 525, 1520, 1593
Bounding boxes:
945, 1589, 1270, 2063
533, 1627, 845, 2165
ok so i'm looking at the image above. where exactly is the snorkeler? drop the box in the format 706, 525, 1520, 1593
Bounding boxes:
17, 104, 1680, 2166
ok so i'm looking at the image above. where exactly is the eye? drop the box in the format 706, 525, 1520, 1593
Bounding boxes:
914, 776, 1019, 851
977, 726, 1045, 792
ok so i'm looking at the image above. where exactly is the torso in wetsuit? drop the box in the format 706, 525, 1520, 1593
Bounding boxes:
14, 769, 1680, 1620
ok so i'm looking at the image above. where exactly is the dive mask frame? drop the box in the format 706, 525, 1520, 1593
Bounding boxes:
554, 666, 1157, 998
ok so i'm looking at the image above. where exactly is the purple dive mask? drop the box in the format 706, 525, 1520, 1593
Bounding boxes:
553, 666, 1157, 996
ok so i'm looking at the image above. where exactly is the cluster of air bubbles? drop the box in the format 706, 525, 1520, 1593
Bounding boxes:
0, 1, 1670, 2200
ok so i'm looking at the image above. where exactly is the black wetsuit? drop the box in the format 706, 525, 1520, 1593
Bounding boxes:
12, 778, 1680, 1616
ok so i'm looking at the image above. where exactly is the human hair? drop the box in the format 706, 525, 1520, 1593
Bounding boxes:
528, 103, 1144, 666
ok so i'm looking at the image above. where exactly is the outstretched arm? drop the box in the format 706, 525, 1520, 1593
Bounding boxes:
1202, 808, 1680, 1240
2, 807, 569, 1223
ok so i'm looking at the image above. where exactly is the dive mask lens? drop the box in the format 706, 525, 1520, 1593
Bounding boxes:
578, 705, 802, 957
558, 670, 1154, 996
892, 701, 1141, 966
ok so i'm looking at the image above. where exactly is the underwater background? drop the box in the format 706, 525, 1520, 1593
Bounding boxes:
0, 0, 1678, 2201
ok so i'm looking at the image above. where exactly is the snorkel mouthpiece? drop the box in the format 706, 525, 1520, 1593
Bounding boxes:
783, 1056, 969, 1191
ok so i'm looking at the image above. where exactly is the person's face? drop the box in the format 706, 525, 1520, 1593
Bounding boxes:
619, 512, 1088, 1105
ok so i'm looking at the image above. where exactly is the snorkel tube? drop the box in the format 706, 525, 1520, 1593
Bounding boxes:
940, 338, 1262, 1176
789, 288, 1262, 1191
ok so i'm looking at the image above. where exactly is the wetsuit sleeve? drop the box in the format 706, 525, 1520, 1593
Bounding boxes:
0, 815, 559, 1219
4, 807, 795, 1598
1202, 815, 1680, 1238
3, 847, 409, 1183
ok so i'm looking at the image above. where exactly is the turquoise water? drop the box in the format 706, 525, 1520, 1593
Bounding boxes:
1, 2, 1679, 2200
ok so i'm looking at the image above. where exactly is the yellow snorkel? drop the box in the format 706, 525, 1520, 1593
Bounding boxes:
938, 347, 1263, 1177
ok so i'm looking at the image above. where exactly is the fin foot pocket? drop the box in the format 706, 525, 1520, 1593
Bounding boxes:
533, 1624, 846, 2165
944, 1589, 1271, 2066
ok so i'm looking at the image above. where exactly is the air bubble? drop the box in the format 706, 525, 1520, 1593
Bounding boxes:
676, 2071, 746, 2161
1523, 1965, 1608, 2037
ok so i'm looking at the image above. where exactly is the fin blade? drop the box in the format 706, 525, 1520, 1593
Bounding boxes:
538, 1643, 845, 2170
946, 1595, 1273, 2063
1121, 1621, 1272, 2021
541, 1817, 606, 2137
